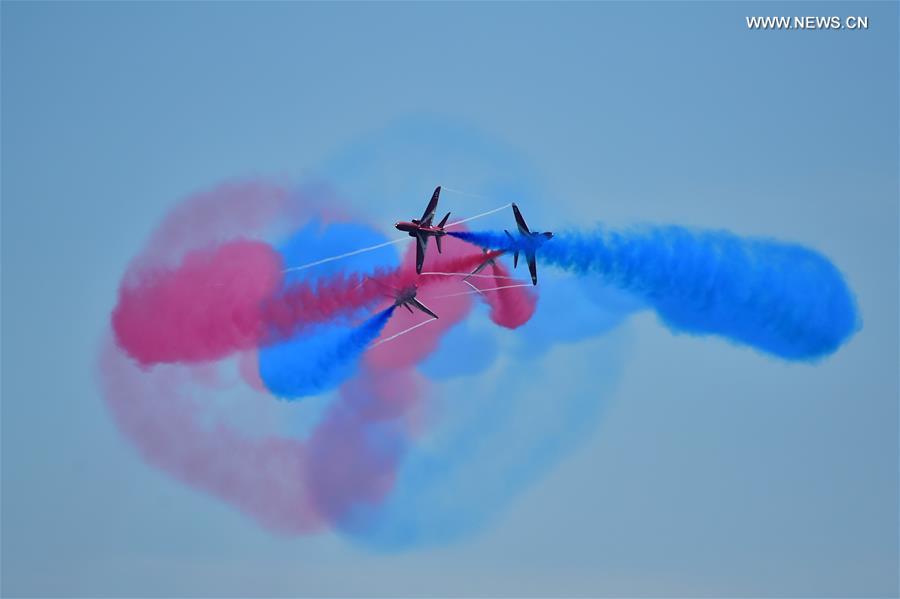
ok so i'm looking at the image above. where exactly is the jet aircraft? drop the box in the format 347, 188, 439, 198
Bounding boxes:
395, 186, 451, 274
464, 249, 500, 281
506, 203, 553, 285
363, 276, 440, 320
391, 284, 439, 319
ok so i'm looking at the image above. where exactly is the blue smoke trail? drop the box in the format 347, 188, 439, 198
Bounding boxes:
259, 219, 400, 402
337, 323, 630, 551
259, 306, 396, 400
451, 227, 859, 360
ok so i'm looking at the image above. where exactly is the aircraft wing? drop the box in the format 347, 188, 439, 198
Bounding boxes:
415, 231, 428, 273
465, 251, 496, 279
469, 259, 491, 277
512, 203, 531, 234
420, 186, 441, 226
408, 297, 439, 319
526, 250, 538, 285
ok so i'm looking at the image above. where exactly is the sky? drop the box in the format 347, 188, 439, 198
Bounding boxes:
2, 1, 897, 597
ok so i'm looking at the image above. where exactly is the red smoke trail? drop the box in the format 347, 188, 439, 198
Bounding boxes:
99, 335, 427, 536
302, 236, 532, 531
99, 180, 542, 536
98, 337, 325, 534
466, 260, 538, 329
306, 366, 424, 527
100, 180, 443, 535
111, 179, 513, 367
113, 240, 284, 365
299, 237, 491, 529
366, 236, 485, 369
113, 179, 324, 365
114, 235, 501, 366
130, 181, 292, 272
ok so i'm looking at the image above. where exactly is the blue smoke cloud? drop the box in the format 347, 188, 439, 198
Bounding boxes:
418, 268, 641, 380
258, 306, 396, 400
512, 271, 642, 359
258, 218, 399, 401
338, 324, 630, 551
452, 226, 860, 360
306, 118, 641, 549
279, 218, 399, 285
418, 311, 501, 380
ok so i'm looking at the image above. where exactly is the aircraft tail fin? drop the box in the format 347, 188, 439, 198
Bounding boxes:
435, 235, 442, 254
526, 250, 538, 285
438, 212, 451, 228
512, 203, 531, 235
505, 230, 519, 268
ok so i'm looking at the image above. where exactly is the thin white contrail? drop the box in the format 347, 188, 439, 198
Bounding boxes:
418, 271, 520, 281
445, 203, 511, 228
281, 201, 510, 273
370, 318, 438, 348
462, 279, 483, 295
432, 283, 532, 299
282, 238, 407, 273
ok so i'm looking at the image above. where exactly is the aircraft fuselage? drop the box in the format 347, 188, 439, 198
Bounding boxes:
395, 221, 448, 236
394, 285, 418, 304
392, 284, 439, 319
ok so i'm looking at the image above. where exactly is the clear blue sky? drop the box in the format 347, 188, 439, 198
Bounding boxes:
2, 2, 897, 596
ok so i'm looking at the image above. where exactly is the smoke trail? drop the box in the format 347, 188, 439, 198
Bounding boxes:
452, 227, 859, 360
130, 181, 293, 272
100, 169, 554, 544
365, 233, 489, 371
306, 366, 424, 533
98, 338, 326, 535
279, 219, 400, 286
337, 323, 630, 551
261, 250, 500, 342
280, 202, 510, 274
112, 240, 284, 365
259, 307, 397, 400
113, 245, 497, 366
465, 260, 537, 329
98, 334, 426, 537
449, 230, 549, 254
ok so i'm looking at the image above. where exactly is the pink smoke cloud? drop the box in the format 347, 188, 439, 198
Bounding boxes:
469, 260, 538, 329
98, 178, 540, 537
99, 337, 324, 534
112, 240, 284, 365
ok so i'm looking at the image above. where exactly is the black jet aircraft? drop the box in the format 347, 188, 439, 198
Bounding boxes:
392, 284, 439, 319
363, 277, 440, 319
394, 186, 451, 274
464, 249, 500, 281
506, 203, 553, 285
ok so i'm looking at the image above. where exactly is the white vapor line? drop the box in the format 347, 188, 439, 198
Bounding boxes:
463, 280, 483, 295
281, 202, 510, 273
418, 271, 520, 281
432, 283, 532, 299
445, 203, 511, 228
370, 318, 438, 348
282, 238, 407, 273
